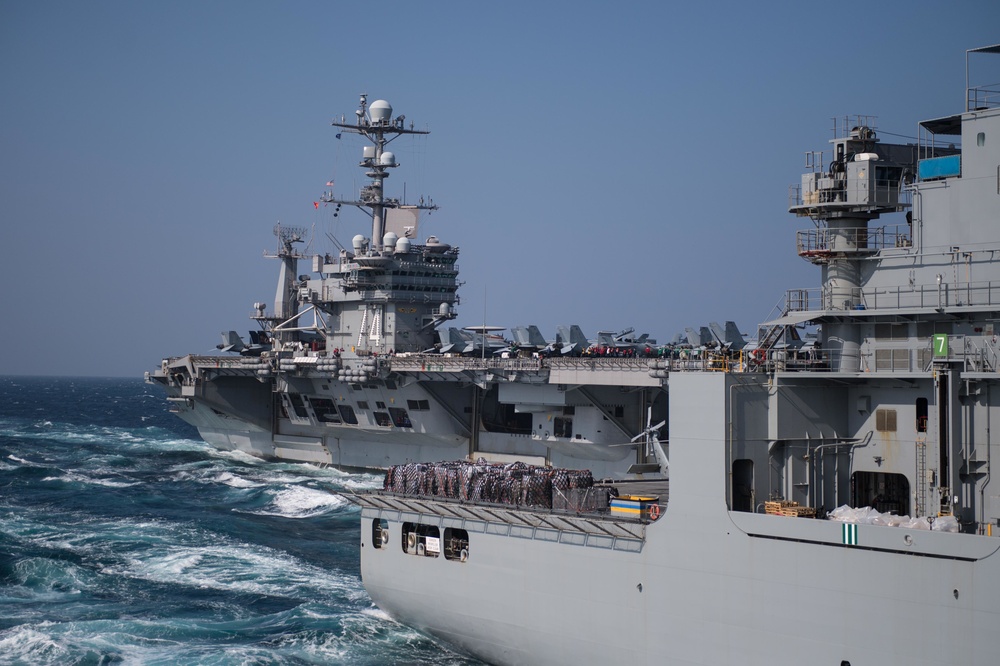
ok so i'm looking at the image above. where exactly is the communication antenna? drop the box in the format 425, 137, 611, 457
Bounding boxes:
273, 223, 308, 254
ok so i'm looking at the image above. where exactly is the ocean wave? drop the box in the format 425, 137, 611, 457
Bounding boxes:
3, 510, 364, 602
9, 556, 93, 597
0, 625, 80, 666
246, 485, 351, 518
40, 472, 140, 488
0, 377, 481, 665
115, 539, 369, 603
211, 471, 265, 488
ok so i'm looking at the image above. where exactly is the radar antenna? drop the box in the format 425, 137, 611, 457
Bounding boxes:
273, 223, 308, 254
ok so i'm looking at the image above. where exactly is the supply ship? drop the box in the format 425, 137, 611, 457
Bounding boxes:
148, 95, 687, 478
350, 46, 1000, 664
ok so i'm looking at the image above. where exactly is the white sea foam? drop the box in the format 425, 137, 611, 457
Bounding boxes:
118, 539, 368, 602
207, 448, 267, 465
250, 485, 350, 518
0, 625, 72, 665
142, 551, 205, 577
213, 471, 264, 488
335, 473, 385, 492
40, 472, 140, 488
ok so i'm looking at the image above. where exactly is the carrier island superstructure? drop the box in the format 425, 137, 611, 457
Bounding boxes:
351, 46, 1000, 665
148, 94, 669, 478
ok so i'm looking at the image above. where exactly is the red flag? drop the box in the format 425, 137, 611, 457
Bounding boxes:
313, 202, 319, 209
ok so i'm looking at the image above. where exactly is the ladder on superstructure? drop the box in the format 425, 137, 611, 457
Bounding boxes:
915, 438, 927, 517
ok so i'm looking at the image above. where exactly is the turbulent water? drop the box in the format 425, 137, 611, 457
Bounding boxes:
0, 376, 480, 665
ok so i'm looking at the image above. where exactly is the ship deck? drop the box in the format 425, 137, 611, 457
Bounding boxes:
350, 477, 669, 543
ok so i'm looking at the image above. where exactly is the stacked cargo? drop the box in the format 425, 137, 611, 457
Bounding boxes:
383, 459, 599, 510
764, 500, 816, 518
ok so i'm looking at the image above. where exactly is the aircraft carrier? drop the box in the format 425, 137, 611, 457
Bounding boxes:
351, 46, 1000, 664
148, 94, 731, 478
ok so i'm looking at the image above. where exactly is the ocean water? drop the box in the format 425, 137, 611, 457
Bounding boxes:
0, 376, 480, 665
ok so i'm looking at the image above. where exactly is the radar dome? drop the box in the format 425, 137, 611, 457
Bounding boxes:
370, 100, 392, 123
383, 231, 398, 251
379, 151, 396, 166
353, 234, 366, 253
395, 237, 411, 253
425, 236, 451, 253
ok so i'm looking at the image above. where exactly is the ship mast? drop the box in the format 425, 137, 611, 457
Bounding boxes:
790, 117, 916, 372
323, 94, 438, 252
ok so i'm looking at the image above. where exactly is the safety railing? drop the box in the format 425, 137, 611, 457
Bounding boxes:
781, 279, 1000, 314
796, 225, 912, 258
968, 83, 1000, 111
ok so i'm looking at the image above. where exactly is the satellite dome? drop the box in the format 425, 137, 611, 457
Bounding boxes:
353, 234, 366, 252
425, 235, 450, 253
379, 151, 396, 166
383, 231, 398, 251
370, 100, 392, 123
395, 237, 411, 253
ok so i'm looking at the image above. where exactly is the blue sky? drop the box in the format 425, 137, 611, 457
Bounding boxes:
1, 1, 998, 377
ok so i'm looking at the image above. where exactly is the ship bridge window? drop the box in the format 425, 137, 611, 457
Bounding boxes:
874, 166, 903, 187
443, 528, 469, 562
389, 407, 412, 428
357, 401, 370, 410
338, 404, 359, 425
376, 401, 387, 409
374, 411, 392, 427
372, 518, 389, 549
402, 521, 440, 557
407, 399, 430, 411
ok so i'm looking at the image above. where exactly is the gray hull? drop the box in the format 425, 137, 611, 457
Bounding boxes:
152, 352, 660, 476
358, 373, 1000, 665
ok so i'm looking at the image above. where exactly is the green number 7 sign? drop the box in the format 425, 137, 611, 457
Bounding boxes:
933, 333, 949, 357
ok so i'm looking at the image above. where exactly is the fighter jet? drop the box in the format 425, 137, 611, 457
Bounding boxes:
438, 327, 508, 356
708, 321, 747, 350
555, 325, 590, 356
510, 325, 548, 349
217, 330, 271, 356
